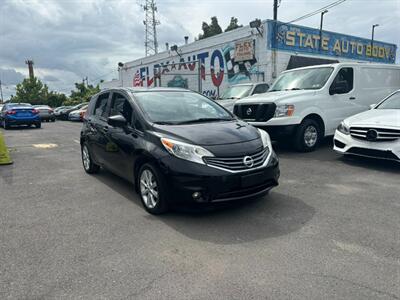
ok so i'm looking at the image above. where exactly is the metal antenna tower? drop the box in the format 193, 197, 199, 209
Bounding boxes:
143, 0, 160, 56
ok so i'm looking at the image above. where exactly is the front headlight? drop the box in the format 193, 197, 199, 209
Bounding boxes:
258, 128, 272, 150
337, 121, 350, 135
274, 105, 295, 118
161, 138, 214, 165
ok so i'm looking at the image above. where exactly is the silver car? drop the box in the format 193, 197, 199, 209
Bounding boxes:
33, 105, 56, 122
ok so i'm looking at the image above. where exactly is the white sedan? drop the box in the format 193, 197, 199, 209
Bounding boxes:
334, 90, 400, 162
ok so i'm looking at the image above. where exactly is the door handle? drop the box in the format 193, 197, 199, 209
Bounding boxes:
349, 97, 356, 100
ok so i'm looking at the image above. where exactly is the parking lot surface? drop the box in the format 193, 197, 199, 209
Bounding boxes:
0, 122, 399, 299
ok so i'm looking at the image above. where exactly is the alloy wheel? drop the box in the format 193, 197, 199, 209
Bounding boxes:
82, 145, 91, 171
304, 125, 318, 147
140, 169, 159, 209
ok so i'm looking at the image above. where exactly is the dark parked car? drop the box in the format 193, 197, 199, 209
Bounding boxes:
33, 105, 56, 122
80, 88, 279, 214
58, 103, 88, 120
1, 103, 41, 129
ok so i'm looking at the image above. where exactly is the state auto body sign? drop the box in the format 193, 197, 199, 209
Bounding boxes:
267, 20, 397, 64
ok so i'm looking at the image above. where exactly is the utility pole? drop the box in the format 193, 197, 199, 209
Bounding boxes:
319, 10, 328, 51
271, 0, 280, 79
143, 0, 160, 56
25, 60, 34, 79
371, 24, 379, 47
0, 80, 4, 104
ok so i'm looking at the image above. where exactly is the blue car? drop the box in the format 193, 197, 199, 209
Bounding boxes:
0, 103, 41, 129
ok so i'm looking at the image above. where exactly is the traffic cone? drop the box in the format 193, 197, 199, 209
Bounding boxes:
0, 131, 13, 165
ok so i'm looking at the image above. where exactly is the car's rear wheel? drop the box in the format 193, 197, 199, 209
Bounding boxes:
81, 144, 100, 174
3, 120, 10, 129
51, 118, 56, 122
138, 163, 169, 214
35, 122, 41, 129
294, 119, 321, 152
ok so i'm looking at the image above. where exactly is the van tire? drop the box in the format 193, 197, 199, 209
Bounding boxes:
294, 119, 321, 152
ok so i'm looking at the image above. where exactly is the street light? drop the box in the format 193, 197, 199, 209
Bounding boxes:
319, 10, 328, 51
371, 24, 379, 47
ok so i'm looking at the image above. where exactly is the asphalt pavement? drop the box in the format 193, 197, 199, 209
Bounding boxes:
0, 122, 399, 299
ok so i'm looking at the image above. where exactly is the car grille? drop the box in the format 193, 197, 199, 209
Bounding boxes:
203, 147, 270, 172
350, 127, 400, 142
233, 103, 276, 122
347, 147, 399, 161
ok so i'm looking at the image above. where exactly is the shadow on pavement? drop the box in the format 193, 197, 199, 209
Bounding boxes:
338, 155, 400, 174
93, 169, 315, 244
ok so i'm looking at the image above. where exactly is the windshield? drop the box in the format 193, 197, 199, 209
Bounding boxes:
219, 85, 253, 100
376, 92, 400, 109
270, 67, 334, 91
134, 91, 233, 124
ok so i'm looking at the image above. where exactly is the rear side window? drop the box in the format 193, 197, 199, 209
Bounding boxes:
110, 92, 133, 124
94, 93, 110, 119
331, 67, 354, 94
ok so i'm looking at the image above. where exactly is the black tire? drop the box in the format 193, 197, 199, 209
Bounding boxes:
35, 122, 41, 129
137, 163, 169, 214
294, 119, 322, 152
3, 120, 10, 129
81, 144, 100, 174
51, 118, 56, 122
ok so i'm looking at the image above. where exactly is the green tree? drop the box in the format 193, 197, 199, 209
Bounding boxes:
225, 17, 242, 32
12, 77, 49, 105
46, 91, 68, 108
198, 16, 222, 40
68, 82, 100, 105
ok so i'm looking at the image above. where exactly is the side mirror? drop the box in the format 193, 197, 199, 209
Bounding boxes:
108, 114, 127, 127
330, 81, 348, 95
369, 103, 376, 110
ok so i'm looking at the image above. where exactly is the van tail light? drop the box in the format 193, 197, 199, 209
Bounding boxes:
6, 110, 16, 115
48, 109, 54, 113
32, 109, 39, 114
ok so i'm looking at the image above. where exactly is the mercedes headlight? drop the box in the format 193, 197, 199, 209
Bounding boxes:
274, 105, 295, 118
337, 121, 350, 135
161, 138, 214, 165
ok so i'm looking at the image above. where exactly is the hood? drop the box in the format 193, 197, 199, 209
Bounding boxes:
236, 90, 317, 105
152, 120, 260, 146
345, 109, 400, 128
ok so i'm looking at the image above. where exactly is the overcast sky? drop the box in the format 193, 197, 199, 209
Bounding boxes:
1, 0, 399, 100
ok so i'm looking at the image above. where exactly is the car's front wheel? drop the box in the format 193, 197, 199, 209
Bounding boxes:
294, 119, 322, 152
138, 163, 169, 214
81, 144, 100, 174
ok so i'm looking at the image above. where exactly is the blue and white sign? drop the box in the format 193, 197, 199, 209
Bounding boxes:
266, 20, 397, 64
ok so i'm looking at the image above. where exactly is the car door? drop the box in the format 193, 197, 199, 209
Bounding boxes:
326, 67, 360, 133
87, 92, 111, 165
101, 91, 142, 181
251, 83, 270, 95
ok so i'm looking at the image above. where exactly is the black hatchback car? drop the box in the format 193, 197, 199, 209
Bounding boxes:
80, 88, 280, 214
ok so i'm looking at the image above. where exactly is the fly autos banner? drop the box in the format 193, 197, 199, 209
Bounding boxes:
267, 20, 397, 64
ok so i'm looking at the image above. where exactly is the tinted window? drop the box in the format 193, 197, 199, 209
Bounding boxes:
110, 92, 133, 124
331, 67, 354, 94
253, 84, 269, 94
94, 93, 109, 118
134, 91, 232, 124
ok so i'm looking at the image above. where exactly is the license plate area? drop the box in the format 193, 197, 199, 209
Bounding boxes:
241, 171, 265, 188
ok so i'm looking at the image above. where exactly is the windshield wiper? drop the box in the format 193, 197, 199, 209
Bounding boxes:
175, 118, 233, 125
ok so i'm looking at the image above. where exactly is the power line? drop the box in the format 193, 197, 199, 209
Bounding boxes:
287, 0, 347, 24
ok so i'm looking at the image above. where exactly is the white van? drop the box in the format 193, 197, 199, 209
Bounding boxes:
233, 63, 400, 151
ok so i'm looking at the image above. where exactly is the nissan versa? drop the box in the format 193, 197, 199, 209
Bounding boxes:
80, 88, 280, 214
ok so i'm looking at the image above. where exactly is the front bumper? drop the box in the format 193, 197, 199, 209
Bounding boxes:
333, 130, 400, 161
159, 152, 280, 203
